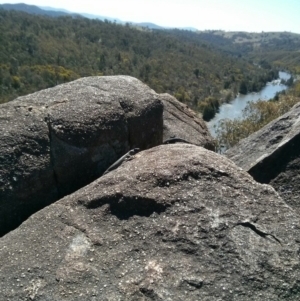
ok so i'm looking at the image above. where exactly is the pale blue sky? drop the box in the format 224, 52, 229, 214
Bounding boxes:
1, 0, 299, 33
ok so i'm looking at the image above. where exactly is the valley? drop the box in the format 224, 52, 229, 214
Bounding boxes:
1, 7, 293, 116
0, 4, 300, 148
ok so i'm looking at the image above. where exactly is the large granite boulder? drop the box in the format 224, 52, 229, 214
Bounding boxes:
161, 94, 215, 150
225, 102, 300, 213
0, 75, 163, 236
1, 144, 299, 300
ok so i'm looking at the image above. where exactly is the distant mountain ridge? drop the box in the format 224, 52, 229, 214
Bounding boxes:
0, 3, 80, 17
40, 5, 123, 23
0, 2, 198, 31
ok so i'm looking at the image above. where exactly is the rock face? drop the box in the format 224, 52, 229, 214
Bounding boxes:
0, 76, 163, 236
225, 102, 300, 213
161, 94, 215, 150
1, 144, 299, 300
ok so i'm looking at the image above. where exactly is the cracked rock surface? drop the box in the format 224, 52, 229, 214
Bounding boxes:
225, 102, 300, 214
161, 93, 215, 150
1, 144, 299, 300
0, 75, 163, 236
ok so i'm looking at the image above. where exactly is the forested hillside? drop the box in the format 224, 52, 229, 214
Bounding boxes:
187, 30, 300, 73
0, 9, 277, 119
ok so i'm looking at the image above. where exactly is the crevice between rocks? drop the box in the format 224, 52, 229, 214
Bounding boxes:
118, 99, 134, 149
45, 115, 61, 198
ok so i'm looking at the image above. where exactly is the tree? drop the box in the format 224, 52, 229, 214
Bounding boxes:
194, 68, 200, 78
239, 81, 247, 94
98, 54, 106, 71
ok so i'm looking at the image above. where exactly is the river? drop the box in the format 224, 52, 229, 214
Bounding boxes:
207, 71, 291, 136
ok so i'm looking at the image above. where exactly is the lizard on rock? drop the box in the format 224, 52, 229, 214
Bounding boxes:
103, 148, 140, 175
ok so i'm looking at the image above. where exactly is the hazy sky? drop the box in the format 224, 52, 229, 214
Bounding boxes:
1, 0, 300, 33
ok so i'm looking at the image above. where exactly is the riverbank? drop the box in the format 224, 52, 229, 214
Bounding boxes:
207, 71, 291, 137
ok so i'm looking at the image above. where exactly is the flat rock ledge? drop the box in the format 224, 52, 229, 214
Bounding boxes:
1, 144, 299, 300
226, 101, 300, 213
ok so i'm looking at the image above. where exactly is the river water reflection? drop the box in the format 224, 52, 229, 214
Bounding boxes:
207, 71, 291, 136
